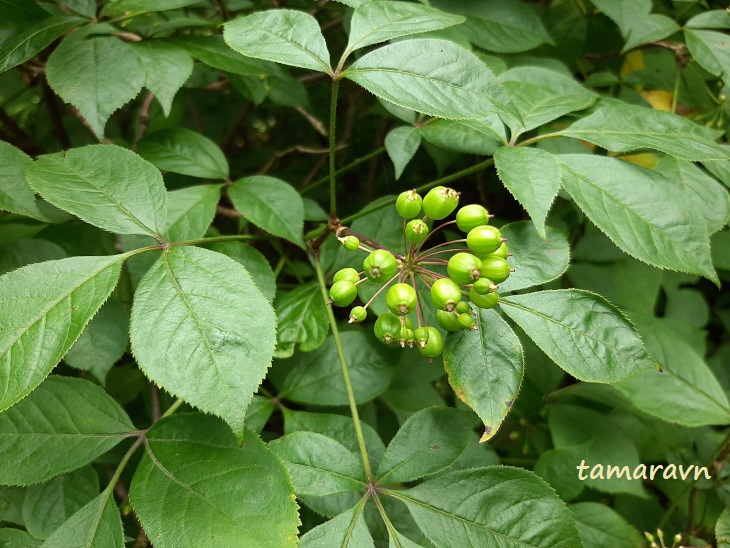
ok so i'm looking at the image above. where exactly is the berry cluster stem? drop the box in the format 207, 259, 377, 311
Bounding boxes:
328, 79, 340, 217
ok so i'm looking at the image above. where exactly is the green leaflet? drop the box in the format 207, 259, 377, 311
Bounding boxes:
385, 126, 421, 180
131, 41, 194, 116
0, 141, 46, 221
137, 128, 229, 180
571, 502, 644, 547
300, 499, 373, 547
163, 184, 222, 242
40, 489, 123, 548
210, 241, 277, 303
718, 505, 730, 548
274, 282, 329, 358
685, 29, 730, 79
0, 16, 83, 73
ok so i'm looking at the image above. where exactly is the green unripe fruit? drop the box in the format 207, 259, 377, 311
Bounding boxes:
458, 313, 476, 330
404, 317, 413, 330
466, 225, 502, 256
422, 186, 460, 220
396, 190, 422, 219
447, 252, 482, 285
414, 326, 430, 348
333, 267, 360, 284
349, 306, 367, 324
374, 312, 401, 344
455, 300, 471, 314
329, 280, 357, 307
491, 242, 509, 260
481, 256, 511, 284
456, 204, 490, 233
473, 277, 496, 295
469, 288, 499, 309
363, 249, 398, 282
430, 278, 462, 312
343, 235, 360, 251
405, 219, 429, 243
417, 326, 443, 358
398, 327, 415, 347
386, 283, 418, 316
437, 310, 461, 332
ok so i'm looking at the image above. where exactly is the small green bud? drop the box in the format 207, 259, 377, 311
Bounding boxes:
363, 249, 398, 282
414, 326, 430, 348
480, 256, 511, 284
430, 277, 462, 311
466, 225, 502, 256
386, 283, 418, 316
417, 326, 443, 358
447, 252, 482, 285
469, 288, 499, 309
329, 280, 357, 307
473, 277, 496, 295
405, 219, 429, 243
456, 204, 490, 232
396, 190, 423, 219
333, 267, 360, 284
455, 300, 471, 314
457, 313, 476, 330
374, 312, 401, 344
422, 186, 460, 220
436, 310, 461, 332
342, 235, 360, 251
349, 306, 367, 323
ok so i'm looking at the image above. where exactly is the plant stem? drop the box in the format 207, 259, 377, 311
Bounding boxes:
329, 79, 341, 217
108, 436, 145, 491
312, 256, 373, 480
161, 399, 184, 418
301, 147, 386, 194
363, 272, 399, 309
416, 220, 456, 253
170, 234, 274, 247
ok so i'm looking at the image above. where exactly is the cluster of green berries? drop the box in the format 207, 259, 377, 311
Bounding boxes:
329, 186, 513, 359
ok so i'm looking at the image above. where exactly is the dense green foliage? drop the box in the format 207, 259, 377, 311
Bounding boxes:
0, 0, 729, 546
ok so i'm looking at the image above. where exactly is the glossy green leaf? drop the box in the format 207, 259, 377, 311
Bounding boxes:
718, 505, 730, 548
229, 175, 305, 249
390, 467, 581, 547
270, 432, 366, 496
623, 15, 679, 52
26, 145, 167, 238
685, 29, 730, 78
0, 239, 66, 276
501, 289, 655, 383
163, 184, 222, 242
497, 222, 570, 294
346, 1, 463, 53
300, 500, 373, 548
0, 16, 82, 73
613, 315, 730, 426
210, 241, 276, 303
274, 282, 329, 358
137, 128, 229, 180
224, 9, 331, 74
592, 0, 679, 52
686, 10, 730, 30
130, 246, 275, 441
276, 331, 397, 406
0, 376, 136, 485
385, 126, 421, 180
558, 154, 718, 283
495, 147, 560, 240
40, 489, 123, 548
0, 528, 39, 547
443, 310, 523, 442
131, 42, 193, 117
244, 395, 274, 434
102, 0, 202, 16
174, 35, 280, 77
376, 407, 473, 483
63, 0, 95, 17
380, 352, 445, 425
571, 502, 643, 547
129, 414, 299, 547
22, 466, 99, 539
343, 39, 518, 122
0, 255, 124, 413
430, 0, 553, 53
0, 0, 48, 26
0, 486, 25, 525
561, 100, 729, 161
46, 36, 144, 139
64, 298, 128, 383
418, 119, 503, 155
0, 142, 46, 220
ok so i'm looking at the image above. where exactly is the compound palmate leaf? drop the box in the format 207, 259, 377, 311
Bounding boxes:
0, 255, 125, 413
386, 467, 581, 547
0, 376, 136, 485
130, 246, 275, 442
129, 414, 299, 547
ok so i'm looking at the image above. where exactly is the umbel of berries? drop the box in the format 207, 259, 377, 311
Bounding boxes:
328, 185, 514, 359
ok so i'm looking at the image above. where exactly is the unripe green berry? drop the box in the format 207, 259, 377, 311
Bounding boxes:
473, 277, 496, 295
437, 310, 461, 332
329, 280, 357, 307
469, 288, 499, 309
422, 186, 460, 220
363, 249, 398, 282
333, 267, 360, 284
490, 242, 509, 260
457, 313, 476, 330
430, 277, 462, 311
414, 326, 430, 348
342, 235, 360, 251
349, 306, 367, 324
396, 190, 422, 219
405, 219, 429, 243
398, 326, 415, 347
417, 326, 443, 358
447, 252, 482, 285
480, 256, 511, 284
374, 312, 401, 344
466, 225, 502, 256
455, 300, 471, 314
404, 317, 413, 330
456, 204, 489, 233
386, 283, 418, 316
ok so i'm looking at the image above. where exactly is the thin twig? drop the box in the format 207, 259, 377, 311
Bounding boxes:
132, 92, 155, 150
